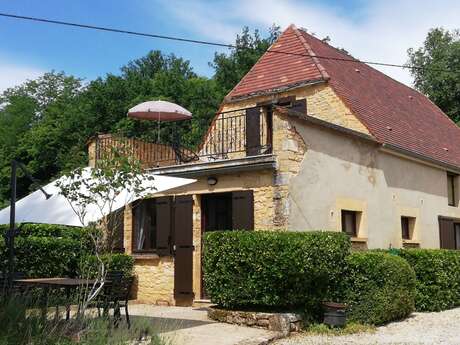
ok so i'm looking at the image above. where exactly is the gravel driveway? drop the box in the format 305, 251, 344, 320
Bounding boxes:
274, 307, 460, 345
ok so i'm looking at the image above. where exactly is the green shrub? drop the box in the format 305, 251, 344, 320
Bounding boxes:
0, 223, 133, 302
342, 252, 416, 325
203, 230, 350, 315
0, 223, 93, 278
79, 253, 134, 278
14, 236, 87, 278
397, 249, 460, 311
0, 223, 90, 241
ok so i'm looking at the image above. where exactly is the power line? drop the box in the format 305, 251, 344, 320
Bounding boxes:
0, 12, 451, 73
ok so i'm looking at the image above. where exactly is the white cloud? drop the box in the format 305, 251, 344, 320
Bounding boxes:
156, 0, 460, 86
0, 61, 44, 93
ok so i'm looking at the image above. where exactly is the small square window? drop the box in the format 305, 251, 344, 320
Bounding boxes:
447, 173, 457, 206
401, 216, 415, 240
341, 210, 358, 237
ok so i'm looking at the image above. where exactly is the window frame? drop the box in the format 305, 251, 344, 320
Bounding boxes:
447, 173, 457, 207
132, 199, 157, 254
455, 223, 460, 250
401, 216, 416, 241
341, 210, 358, 237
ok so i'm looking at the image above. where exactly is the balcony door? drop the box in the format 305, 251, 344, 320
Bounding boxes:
246, 107, 261, 156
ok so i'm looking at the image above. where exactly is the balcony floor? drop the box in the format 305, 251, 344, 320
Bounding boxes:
147, 154, 277, 178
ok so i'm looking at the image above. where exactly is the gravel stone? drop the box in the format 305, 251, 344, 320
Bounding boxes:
274, 308, 460, 345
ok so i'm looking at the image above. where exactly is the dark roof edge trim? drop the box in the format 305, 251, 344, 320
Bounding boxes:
283, 107, 460, 173
224, 79, 325, 104
281, 107, 379, 144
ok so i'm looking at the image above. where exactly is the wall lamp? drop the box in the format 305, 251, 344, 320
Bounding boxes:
207, 176, 218, 186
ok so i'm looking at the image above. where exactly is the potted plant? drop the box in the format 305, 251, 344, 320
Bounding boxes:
322, 301, 347, 327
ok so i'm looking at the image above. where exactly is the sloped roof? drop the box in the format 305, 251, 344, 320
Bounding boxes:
226, 25, 328, 99
227, 25, 460, 170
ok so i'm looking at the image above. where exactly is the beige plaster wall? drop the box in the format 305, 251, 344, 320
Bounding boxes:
288, 119, 460, 249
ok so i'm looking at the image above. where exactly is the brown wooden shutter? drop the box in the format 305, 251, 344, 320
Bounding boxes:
109, 207, 125, 253
173, 195, 194, 298
246, 107, 261, 156
156, 196, 172, 256
232, 190, 254, 230
439, 217, 455, 249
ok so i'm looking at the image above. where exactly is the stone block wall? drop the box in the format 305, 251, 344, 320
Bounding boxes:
208, 307, 303, 335
133, 257, 175, 305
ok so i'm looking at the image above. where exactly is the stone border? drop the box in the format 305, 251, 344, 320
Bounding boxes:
208, 307, 303, 336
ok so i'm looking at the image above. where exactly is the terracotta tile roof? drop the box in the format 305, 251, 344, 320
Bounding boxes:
226, 25, 327, 99
227, 25, 460, 170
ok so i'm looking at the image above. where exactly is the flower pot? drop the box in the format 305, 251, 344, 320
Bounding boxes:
322, 302, 346, 327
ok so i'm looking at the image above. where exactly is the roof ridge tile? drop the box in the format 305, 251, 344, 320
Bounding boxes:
290, 24, 330, 80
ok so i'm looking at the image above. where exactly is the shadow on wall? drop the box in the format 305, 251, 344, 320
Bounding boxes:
294, 120, 445, 198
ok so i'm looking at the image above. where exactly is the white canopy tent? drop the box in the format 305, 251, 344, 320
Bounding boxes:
0, 167, 195, 227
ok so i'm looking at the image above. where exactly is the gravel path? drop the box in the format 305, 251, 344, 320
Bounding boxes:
274, 308, 460, 345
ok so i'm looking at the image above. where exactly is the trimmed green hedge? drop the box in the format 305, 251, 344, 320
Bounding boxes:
0, 223, 91, 241
397, 249, 460, 312
342, 252, 416, 325
0, 223, 132, 279
14, 236, 87, 278
79, 253, 134, 278
203, 230, 351, 314
0, 224, 91, 277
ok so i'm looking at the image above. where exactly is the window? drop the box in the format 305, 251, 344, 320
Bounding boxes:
133, 199, 157, 252
201, 191, 254, 232
202, 193, 233, 231
447, 173, 457, 206
401, 216, 415, 240
455, 224, 460, 250
341, 210, 358, 237
107, 207, 125, 252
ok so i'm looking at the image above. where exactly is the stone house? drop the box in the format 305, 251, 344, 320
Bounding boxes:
88, 24, 460, 306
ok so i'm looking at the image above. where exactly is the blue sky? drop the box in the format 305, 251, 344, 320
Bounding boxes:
1, 0, 459, 91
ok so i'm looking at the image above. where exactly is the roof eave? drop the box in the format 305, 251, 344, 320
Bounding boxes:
281, 107, 460, 173
224, 79, 326, 104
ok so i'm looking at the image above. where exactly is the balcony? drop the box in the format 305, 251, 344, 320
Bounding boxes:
89, 106, 274, 172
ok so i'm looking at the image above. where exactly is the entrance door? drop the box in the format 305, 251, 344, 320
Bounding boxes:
173, 195, 194, 301
201, 191, 254, 298
439, 217, 460, 249
202, 193, 233, 231
455, 223, 460, 250
201, 193, 232, 299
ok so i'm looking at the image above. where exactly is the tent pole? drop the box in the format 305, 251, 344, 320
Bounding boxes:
5, 160, 51, 291
7, 160, 17, 290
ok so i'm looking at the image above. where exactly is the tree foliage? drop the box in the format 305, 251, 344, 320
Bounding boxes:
0, 26, 277, 205
211, 25, 280, 94
408, 28, 460, 123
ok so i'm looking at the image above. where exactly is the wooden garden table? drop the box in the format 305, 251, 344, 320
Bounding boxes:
15, 277, 109, 320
